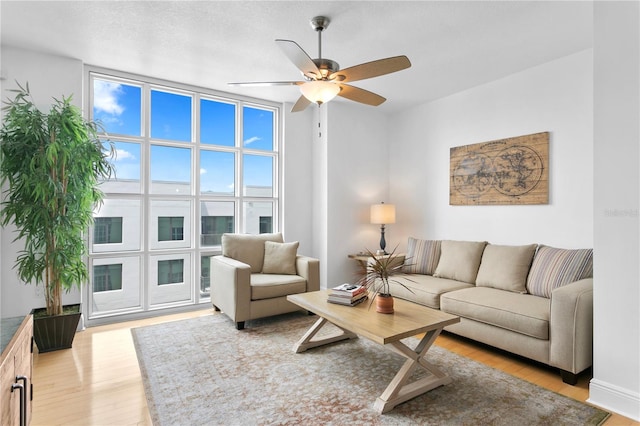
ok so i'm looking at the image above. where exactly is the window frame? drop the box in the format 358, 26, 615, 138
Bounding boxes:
84, 66, 281, 324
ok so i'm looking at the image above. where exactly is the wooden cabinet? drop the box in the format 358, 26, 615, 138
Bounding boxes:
1, 315, 33, 426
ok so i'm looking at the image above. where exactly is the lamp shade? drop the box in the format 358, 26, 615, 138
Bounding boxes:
300, 81, 340, 105
370, 203, 396, 224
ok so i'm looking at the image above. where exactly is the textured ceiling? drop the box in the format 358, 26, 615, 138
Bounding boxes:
1, 1, 593, 114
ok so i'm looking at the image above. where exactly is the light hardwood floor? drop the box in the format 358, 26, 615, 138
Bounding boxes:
32, 309, 638, 425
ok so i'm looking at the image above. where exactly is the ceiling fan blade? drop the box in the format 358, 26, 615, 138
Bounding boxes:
228, 81, 303, 87
276, 39, 321, 79
337, 84, 386, 106
329, 55, 411, 83
291, 95, 312, 113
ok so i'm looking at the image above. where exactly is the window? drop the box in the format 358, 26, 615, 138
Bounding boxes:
158, 259, 184, 285
158, 217, 184, 241
201, 215, 234, 246
200, 256, 211, 295
87, 68, 279, 323
201, 99, 235, 146
259, 216, 273, 234
93, 264, 123, 292
93, 79, 142, 136
100, 141, 141, 193
150, 90, 192, 142
94, 217, 124, 244
151, 145, 192, 194
200, 150, 235, 195
243, 154, 273, 197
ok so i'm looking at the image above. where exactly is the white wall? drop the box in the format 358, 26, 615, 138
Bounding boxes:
307, 101, 390, 289
0, 47, 84, 318
389, 49, 594, 250
589, 1, 640, 421
282, 104, 314, 255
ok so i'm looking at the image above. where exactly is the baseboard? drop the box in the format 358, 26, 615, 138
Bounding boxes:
588, 378, 640, 421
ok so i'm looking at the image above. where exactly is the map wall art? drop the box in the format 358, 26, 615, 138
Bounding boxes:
450, 132, 549, 205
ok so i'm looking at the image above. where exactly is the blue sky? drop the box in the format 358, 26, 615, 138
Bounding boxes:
93, 79, 274, 193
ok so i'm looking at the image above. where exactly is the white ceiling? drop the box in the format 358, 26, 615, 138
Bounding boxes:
1, 1, 593, 114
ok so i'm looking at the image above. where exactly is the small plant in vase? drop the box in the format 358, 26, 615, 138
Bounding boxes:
355, 246, 414, 314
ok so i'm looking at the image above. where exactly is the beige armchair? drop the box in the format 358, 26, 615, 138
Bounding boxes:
210, 233, 320, 329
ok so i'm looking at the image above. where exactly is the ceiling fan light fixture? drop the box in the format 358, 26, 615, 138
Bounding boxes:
300, 80, 340, 105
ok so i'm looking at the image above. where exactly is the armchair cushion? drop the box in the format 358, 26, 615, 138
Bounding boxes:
262, 241, 299, 274
250, 274, 307, 300
221, 233, 283, 273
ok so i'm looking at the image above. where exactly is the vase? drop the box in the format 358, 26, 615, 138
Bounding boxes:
376, 294, 394, 314
31, 304, 82, 353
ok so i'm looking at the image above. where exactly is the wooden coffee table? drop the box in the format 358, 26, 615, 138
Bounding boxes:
287, 290, 460, 413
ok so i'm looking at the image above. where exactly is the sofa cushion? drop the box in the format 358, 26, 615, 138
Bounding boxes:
222, 233, 284, 273
433, 240, 487, 283
476, 244, 537, 293
250, 274, 307, 300
403, 238, 441, 275
440, 287, 550, 340
262, 241, 299, 274
526, 245, 593, 298
389, 274, 474, 309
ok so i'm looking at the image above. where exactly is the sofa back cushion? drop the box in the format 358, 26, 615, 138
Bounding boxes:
526, 245, 593, 298
433, 240, 487, 283
221, 233, 284, 273
403, 237, 441, 275
475, 244, 538, 293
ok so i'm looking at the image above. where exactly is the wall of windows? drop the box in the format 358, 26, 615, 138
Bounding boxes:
86, 68, 280, 322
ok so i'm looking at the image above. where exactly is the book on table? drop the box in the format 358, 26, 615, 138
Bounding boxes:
327, 292, 367, 306
327, 286, 368, 306
330, 283, 366, 297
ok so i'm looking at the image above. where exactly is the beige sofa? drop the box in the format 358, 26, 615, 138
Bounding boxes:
388, 238, 593, 385
210, 233, 320, 330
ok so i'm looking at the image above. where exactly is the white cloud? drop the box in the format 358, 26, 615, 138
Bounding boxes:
244, 136, 261, 145
200, 168, 207, 174
94, 80, 125, 115
115, 149, 136, 161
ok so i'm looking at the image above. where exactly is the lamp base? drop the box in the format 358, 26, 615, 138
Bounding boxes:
379, 224, 387, 254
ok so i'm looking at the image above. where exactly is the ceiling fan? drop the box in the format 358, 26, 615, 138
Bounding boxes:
229, 16, 412, 113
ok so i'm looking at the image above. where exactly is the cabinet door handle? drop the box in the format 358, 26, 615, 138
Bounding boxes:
11, 383, 25, 426
16, 375, 28, 408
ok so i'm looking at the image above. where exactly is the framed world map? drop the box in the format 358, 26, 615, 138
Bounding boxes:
450, 132, 549, 205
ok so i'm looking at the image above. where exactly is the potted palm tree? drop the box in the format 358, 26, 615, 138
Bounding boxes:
0, 82, 114, 352
355, 246, 414, 314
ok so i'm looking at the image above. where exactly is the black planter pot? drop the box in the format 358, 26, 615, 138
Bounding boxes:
31, 304, 82, 353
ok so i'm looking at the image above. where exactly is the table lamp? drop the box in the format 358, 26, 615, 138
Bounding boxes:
370, 202, 396, 254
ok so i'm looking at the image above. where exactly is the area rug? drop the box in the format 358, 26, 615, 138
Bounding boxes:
132, 313, 609, 426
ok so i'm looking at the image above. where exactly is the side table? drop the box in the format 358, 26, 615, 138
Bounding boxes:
347, 253, 371, 268
348, 253, 406, 269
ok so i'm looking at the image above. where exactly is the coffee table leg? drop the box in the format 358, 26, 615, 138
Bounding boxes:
373, 328, 451, 413
293, 317, 358, 353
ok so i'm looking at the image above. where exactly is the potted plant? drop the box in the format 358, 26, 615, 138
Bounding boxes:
0, 82, 114, 352
355, 246, 414, 314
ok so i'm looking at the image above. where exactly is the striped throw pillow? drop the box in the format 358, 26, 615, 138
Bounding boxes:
403, 238, 441, 275
526, 245, 593, 298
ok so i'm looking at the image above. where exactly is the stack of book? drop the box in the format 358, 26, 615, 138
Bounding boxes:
327, 283, 368, 306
